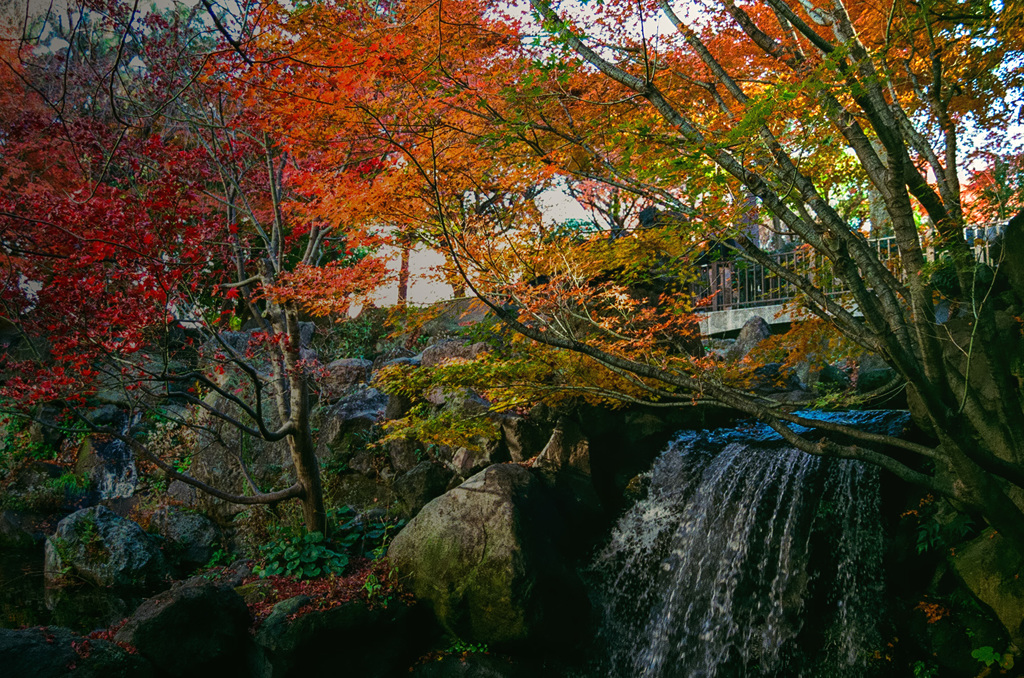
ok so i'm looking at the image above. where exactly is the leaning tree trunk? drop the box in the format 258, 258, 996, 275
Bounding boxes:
271, 301, 329, 534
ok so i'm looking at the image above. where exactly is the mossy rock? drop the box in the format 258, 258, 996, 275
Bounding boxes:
387, 464, 586, 646
44, 506, 167, 592
951, 530, 1024, 647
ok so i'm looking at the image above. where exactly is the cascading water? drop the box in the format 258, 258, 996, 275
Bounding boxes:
589, 411, 905, 678
91, 412, 139, 500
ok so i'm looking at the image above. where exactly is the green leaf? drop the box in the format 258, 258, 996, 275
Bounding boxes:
972, 646, 1001, 667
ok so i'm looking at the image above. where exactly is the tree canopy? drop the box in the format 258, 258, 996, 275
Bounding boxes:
2, 0, 1024, 557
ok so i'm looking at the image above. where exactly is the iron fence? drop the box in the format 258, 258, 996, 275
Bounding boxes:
691, 221, 1007, 312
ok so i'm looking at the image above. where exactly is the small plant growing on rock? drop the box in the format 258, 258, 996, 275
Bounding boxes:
446, 639, 489, 655
361, 565, 404, 608
202, 547, 233, 571
329, 506, 406, 560
971, 646, 1014, 671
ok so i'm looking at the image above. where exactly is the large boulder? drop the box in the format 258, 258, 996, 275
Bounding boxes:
393, 461, 455, 518
254, 595, 423, 678
0, 626, 154, 678
951, 530, 1024, 648
114, 580, 254, 678
387, 464, 584, 646
149, 506, 221, 572
44, 506, 167, 591
726, 316, 771, 361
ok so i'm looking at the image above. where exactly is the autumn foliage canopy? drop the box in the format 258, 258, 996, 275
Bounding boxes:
2, 0, 1024, 549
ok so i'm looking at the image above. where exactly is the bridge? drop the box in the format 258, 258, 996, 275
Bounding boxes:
697, 222, 1006, 335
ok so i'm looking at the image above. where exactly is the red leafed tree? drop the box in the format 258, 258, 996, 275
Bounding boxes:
0, 0, 388, 533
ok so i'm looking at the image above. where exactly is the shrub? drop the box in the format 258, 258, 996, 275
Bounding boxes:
254, 530, 349, 579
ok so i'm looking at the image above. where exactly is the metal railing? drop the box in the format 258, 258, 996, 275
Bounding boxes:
692, 222, 1007, 312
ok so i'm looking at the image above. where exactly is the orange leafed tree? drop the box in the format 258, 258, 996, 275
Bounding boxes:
256, 0, 1024, 579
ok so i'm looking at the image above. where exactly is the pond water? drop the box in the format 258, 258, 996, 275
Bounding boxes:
0, 547, 141, 633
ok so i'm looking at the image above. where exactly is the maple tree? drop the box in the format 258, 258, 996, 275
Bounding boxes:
0, 0, 388, 533
3, 0, 1024, 581
253, 0, 1024, 567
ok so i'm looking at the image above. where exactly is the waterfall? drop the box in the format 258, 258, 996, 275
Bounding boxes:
92, 413, 139, 500
589, 412, 901, 677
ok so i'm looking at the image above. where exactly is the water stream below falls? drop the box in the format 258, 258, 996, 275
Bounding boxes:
588, 411, 906, 678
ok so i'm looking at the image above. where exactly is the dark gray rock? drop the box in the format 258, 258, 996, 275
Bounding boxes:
0, 626, 154, 678
115, 579, 254, 678
388, 438, 422, 474
187, 388, 293, 523
817, 363, 852, 389
44, 506, 167, 591
532, 420, 601, 520
150, 507, 221, 571
856, 352, 898, 393
84, 404, 123, 427
322, 387, 388, 431
254, 595, 421, 678
394, 462, 455, 517
373, 347, 419, 372
726, 316, 771, 361
316, 387, 389, 484
385, 391, 414, 421
166, 480, 199, 507
320, 358, 373, 400
498, 414, 548, 463
0, 509, 48, 548
750, 362, 804, 394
